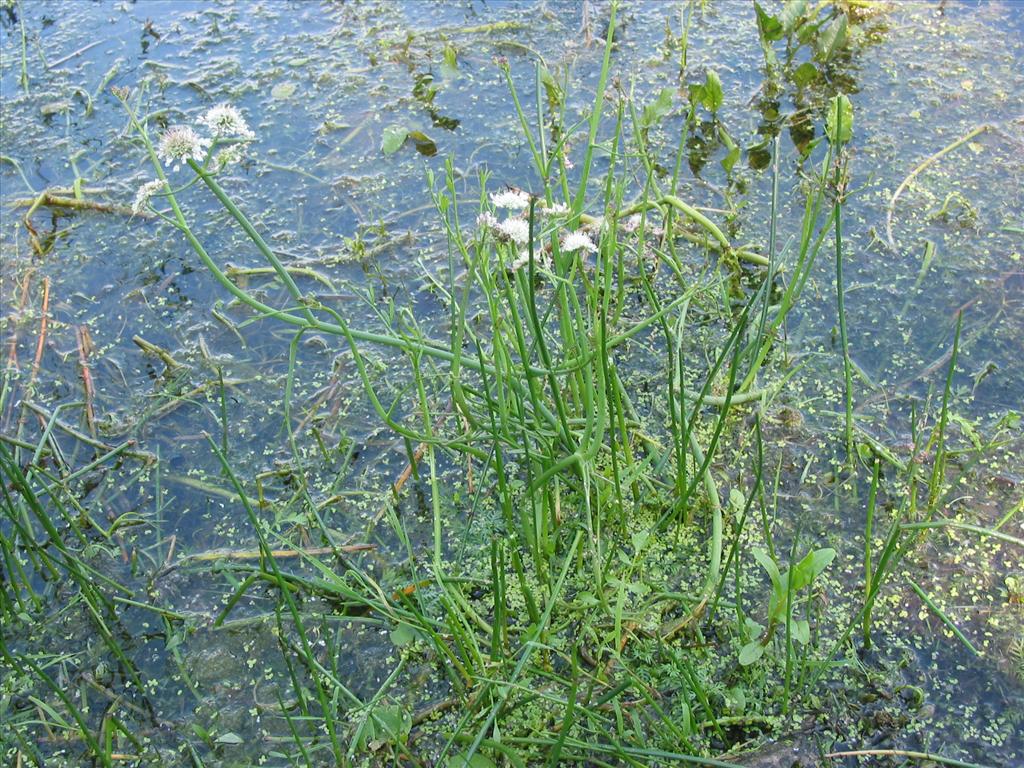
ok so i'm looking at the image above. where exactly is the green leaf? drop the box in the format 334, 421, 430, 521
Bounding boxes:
826, 95, 853, 144
372, 704, 411, 744
215, 732, 244, 745
790, 547, 837, 592
753, 2, 784, 42
641, 87, 675, 128
539, 65, 563, 107
702, 70, 723, 113
390, 622, 417, 647
778, 0, 809, 35
792, 619, 811, 645
815, 13, 848, 62
752, 548, 782, 592
406, 130, 438, 157
792, 61, 818, 88
381, 125, 408, 155
719, 125, 739, 172
271, 82, 297, 100
739, 641, 765, 666
441, 44, 459, 80
448, 752, 499, 768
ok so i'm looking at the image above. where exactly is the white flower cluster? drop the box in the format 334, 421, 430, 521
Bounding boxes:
156, 104, 255, 173
489, 188, 531, 210
156, 126, 210, 172
132, 179, 167, 214
561, 230, 598, 254
200, 104, 255, 140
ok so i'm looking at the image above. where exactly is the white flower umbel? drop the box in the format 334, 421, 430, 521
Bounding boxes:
476, 212, 499, 232
215, 144, 245, 169
540, 202, 570, 216
489, 188, 531, 211
201, 104, 255, 140
561, 230, 598, 254
509, 250, 551, 273
157, 126, 210, 171
132, 179, 166, 214
496, 217, 530, 246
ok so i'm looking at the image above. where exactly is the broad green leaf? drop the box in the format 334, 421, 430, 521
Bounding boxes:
753, 2, 784, 42
407, 130, 438, 156
641, 87, 675, 128
791, 547, 837, 592
390, 622, 417, 647
739, 641, 765, 666
381, 125, 408, 155
702, 70, 723, 113
792, 61, 818, 88
752, 548, 782, 592
372, 704, 411, 744
826, 94, 853, 144
816, 14, 848, 62
215, 732, 243, 745
448, 751, 499, 768
779, 0, 809, 35
792, 619, 811, 645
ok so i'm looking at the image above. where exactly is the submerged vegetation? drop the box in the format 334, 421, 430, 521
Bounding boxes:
1, 1, 1022, 766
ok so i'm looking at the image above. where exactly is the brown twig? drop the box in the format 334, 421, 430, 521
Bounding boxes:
5, 267, 35, 371
75, 325, 96, 436
10, 192, 150, 218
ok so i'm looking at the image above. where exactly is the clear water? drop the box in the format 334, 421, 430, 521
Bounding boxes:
2, 1, 1021, 765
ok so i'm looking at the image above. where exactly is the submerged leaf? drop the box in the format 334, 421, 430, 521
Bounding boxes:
381, 125, 408, 155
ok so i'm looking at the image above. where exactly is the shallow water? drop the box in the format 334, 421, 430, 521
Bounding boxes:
2, 1, 1022, 765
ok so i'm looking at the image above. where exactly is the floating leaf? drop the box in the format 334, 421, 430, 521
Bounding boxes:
826, 94, 853, 144
271, 82, 297, 100
381, 125, 408, 155
407, 130, 438, 156
390, 622, 417, 647
215, 732, 244, 745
